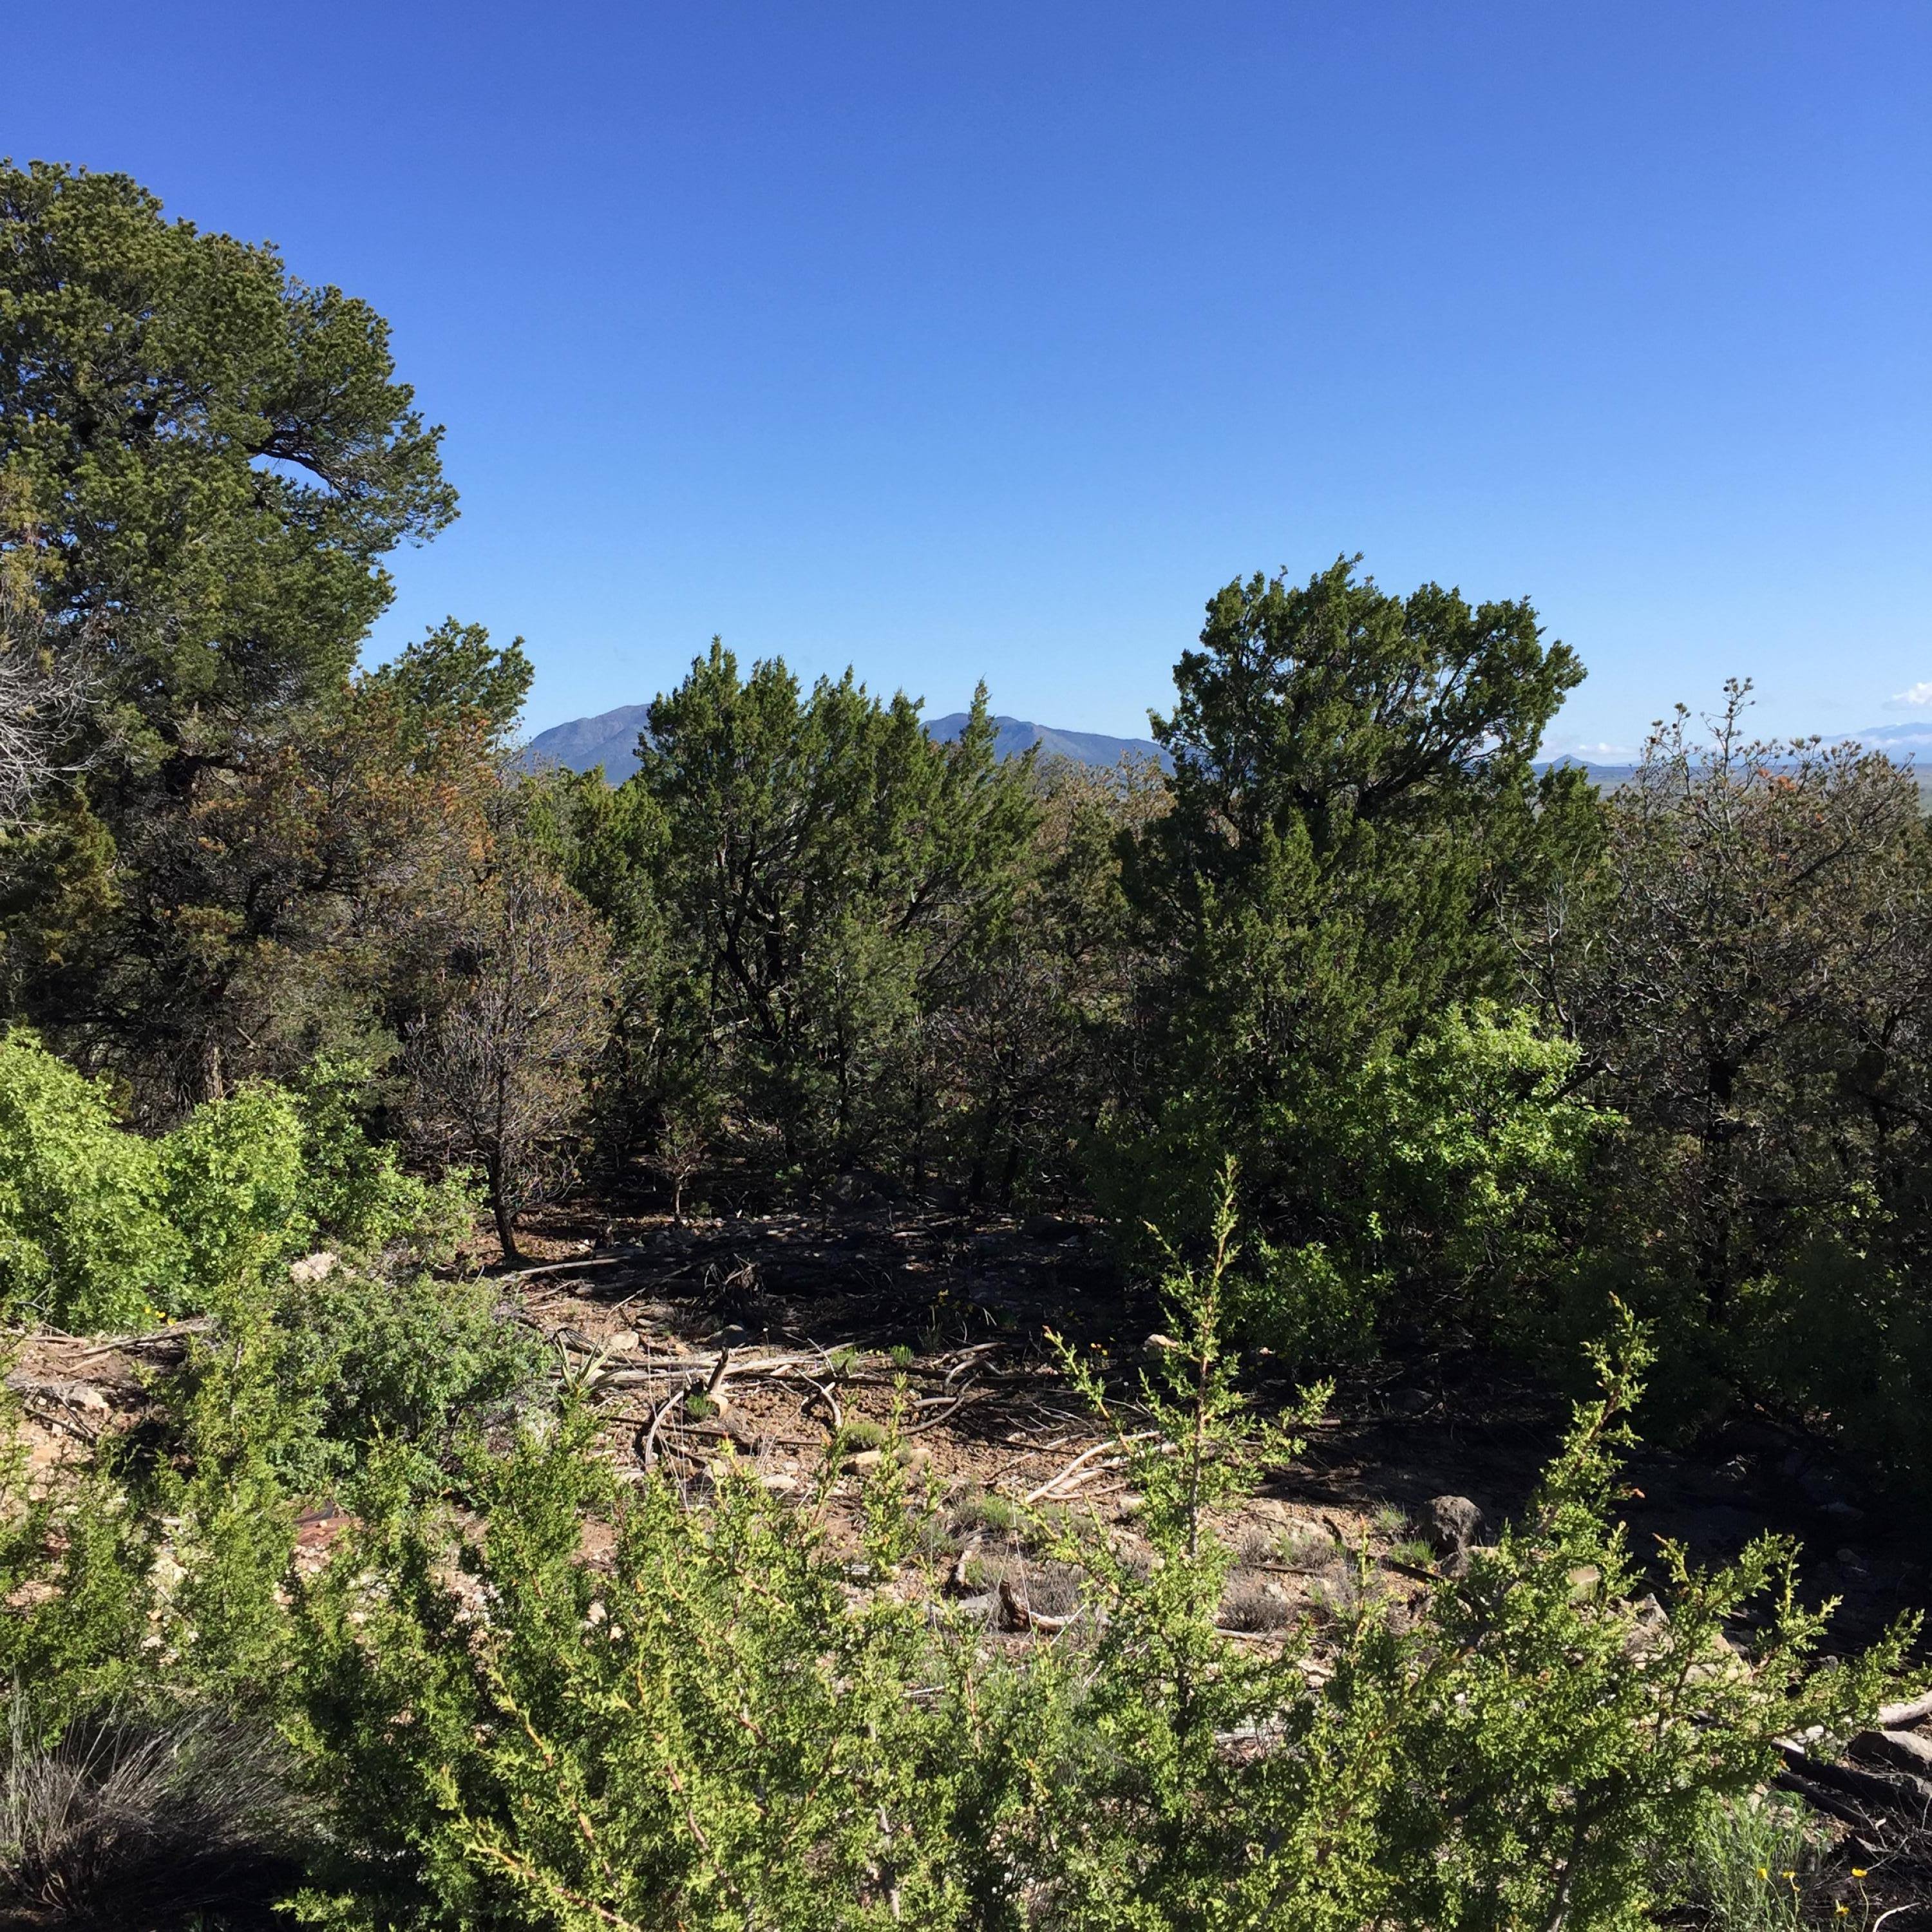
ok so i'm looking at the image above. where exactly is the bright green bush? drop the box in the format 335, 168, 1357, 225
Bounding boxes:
0, 1032, 478, 1330
289, 1416, 987, 1931
292, 1056, 478, 1269
1101, 1007, 1611, 1368
0, 1030, 179, 1330
156, 1081, 314, 1309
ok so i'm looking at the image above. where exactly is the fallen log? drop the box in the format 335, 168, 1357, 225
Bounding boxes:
1774, 1767, 1884, 1833
73, 1317, 218, 1359
1777, 1743, 1932, 1823
1877, 1689, 1932, 1730
595, 1350, 829, 1388
1854, 1730, 1932, 1780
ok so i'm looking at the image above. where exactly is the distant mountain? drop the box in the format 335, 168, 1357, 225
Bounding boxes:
523, 708, 1931, 791
523, 705, 1171, 783
1535, 724, 1932, 794
522, 705, 654, 782
924, 713, 1172, 772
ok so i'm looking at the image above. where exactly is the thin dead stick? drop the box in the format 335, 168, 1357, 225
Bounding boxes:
74, 1318, 218, 1359
1024, 1431, 1157, 1506
943, 1345, 1003, 1386
900, 1387, 978, 1439
640, 1389, 690, 1470
1070, 1481, 1130, 1503
1032, 1460, 1125, 1502
500, 1249, 653, 1281
781, 1371, 842, 1436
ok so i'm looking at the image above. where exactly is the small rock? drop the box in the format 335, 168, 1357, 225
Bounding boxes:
1425, 1495, 1484, 1564
843, 1450, 886, 1473
289, 1251, 338, 1285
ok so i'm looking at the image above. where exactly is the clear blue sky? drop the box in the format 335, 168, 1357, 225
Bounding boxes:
6, 2, 1928, 754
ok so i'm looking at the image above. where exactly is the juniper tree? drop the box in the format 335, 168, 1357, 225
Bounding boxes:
0, 161, 475, 1106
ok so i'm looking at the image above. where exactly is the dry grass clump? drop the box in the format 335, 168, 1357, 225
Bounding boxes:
0, 1708, 312, 1930
1219, 1574, 1295, 1632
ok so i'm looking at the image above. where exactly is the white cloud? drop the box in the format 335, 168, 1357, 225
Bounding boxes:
1542, 737, 1636, 762
1886, 681, 1932, 710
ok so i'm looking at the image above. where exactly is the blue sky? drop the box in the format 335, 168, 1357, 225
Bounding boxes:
6, 2, 1928, 754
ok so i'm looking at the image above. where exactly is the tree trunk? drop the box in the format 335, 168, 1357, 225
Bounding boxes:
488, 1159, 522, 1265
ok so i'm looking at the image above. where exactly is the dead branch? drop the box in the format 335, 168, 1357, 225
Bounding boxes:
596, 1350, 828, 1388
1776, 1743, 1932, 1826
899, 1387, 978, 1439
71, 1318, 218, 1359
782, 1370, 842, 1437
639, 1391, 688, 1472
1024, 1431, 1157, 1506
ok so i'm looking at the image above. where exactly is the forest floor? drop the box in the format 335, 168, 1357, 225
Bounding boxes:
481, 1198, 1932, 1656
12, 1199, 1932, 1917
13, 1198, 1928, 1643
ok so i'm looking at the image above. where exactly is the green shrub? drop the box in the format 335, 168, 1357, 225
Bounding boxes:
1100, 1008, 1611, 1370
0, 1030, 178, 1330
279, 1173, 1915, 1930
293, 1056, 478, 1269
0, 1033, 480, 1330
269, 1264, 545, 1493
156, 1080, 313, 1309
289, 1420, 985, 1931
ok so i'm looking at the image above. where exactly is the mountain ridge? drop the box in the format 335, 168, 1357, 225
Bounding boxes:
522, 705, 1171, 782
523, 702, 1931, 788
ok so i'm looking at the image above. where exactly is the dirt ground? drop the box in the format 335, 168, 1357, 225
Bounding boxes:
10, 1198, 1932, 1917
13, 1198, 1929, 1642
466, 1200, 1932, 1654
